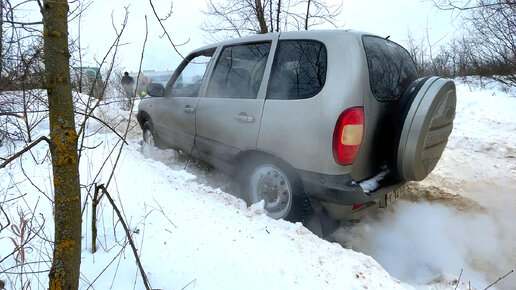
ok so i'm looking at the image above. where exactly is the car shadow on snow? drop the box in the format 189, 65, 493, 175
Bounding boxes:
139, 141, 243, 199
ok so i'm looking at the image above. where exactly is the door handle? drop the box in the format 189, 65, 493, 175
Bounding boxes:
184, 105, 195, 113
235, 112, 255, 123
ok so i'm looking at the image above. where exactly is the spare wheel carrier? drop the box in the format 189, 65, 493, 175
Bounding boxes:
396, 76, 456, 181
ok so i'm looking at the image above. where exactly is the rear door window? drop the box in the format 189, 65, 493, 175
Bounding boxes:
267, 40, 327, 100
363, 36, 418, 101
206, 42, 271, 99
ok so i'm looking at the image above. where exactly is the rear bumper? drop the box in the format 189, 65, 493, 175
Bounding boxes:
297, 169, 403, 205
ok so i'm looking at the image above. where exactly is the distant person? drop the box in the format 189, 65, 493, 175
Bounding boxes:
137, 72, 150, 97
121, 71, 135, 109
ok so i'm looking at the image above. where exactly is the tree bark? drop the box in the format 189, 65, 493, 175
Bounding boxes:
41, 0, 82, 289
255, 0, 268, 34
269, 0, 273, 32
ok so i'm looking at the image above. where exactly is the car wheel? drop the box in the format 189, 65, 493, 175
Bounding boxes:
143, 121, 157, 147
242, 160, 311, 222
393, 77, 456, 181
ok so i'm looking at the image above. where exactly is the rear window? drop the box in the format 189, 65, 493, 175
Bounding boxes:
363, 36, 418, 101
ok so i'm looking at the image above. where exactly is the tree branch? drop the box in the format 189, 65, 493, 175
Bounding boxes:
148, 0, 186, 59
0, 136, 50, 169
484, 270, 514, 290
96, 184, 152, 290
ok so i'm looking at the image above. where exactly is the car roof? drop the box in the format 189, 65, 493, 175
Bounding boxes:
190, 29, 380, 54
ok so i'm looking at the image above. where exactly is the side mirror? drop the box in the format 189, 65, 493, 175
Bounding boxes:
146, 83, 165, 97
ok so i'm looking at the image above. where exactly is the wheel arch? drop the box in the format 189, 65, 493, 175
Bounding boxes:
136, 110, 153, 129
234, 150, 301, 182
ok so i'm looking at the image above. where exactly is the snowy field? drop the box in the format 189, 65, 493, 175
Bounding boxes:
0, 79, 514, 289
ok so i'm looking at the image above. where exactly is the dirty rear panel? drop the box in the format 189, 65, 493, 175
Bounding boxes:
350, 35, 418, 181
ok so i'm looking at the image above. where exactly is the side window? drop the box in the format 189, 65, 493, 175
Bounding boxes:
267, 40, 327, 100
169, 52, 213, 98
206, 42, 271, 99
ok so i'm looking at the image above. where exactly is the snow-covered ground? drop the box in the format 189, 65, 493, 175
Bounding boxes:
333, 80, 516, 289
0, 79, 514, 289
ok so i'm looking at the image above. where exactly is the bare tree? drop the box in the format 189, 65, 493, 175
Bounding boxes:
202, 0, 342, 40
431, 0, 516, 85
1, 0, 156, 288
40, 0, 82, 288
299, 0, 342, 30
256, 0, 268, 33
1, 0, 48, 150
1, 0, 4, 78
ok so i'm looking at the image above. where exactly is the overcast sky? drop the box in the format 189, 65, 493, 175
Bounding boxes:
71, 0, 461, 73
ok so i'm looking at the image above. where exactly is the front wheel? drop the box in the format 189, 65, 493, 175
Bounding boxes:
242, 161, 311, 222
143, 121, 157, 147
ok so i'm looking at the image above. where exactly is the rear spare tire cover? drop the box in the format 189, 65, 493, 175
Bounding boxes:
396, 77, 456, 181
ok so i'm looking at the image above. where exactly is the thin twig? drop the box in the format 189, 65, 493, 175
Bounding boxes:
105, 15, 148, 189
0, 112, 24, 118
0, 206, 11, 233
153, 198, 177, 228
181, 279, 196, 290
77, 6, 129, 162
455, 268, 463, 290
97, 184, 151, 290
148, 0, 186, 59
74, 111, 128, 145
484, 270, 514, 290
86, 240, 128, 289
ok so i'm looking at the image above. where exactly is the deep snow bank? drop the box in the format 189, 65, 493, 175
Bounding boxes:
0, 102, 408, 289
80, 136, 409, 289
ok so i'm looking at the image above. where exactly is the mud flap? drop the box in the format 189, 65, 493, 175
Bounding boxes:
304, 201, 341, 238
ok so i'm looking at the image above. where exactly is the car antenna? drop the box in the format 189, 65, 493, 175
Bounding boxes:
385, 35, 390, 40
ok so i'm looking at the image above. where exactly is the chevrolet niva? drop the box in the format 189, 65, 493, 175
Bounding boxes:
137, 30, 456, 235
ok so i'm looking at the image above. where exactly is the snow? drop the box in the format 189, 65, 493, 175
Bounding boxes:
1, 78, 515, 289
79, 135, 406, 289
1, 96, 405, 289
333, 79, 516, 289
358, 169, 390, 193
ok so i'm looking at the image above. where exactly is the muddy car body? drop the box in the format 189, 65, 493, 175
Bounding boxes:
137, 30, 456, 230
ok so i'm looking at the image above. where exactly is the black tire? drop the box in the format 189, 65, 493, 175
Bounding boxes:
239, 157, 311, 223
142, 121, 160, 148
390, 77, 430, 177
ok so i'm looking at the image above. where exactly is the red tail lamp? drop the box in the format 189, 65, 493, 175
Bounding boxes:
332, 107, 364, 166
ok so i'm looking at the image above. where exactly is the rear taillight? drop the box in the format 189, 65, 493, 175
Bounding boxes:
352, 203, 366, 211
332, 107, 364, 166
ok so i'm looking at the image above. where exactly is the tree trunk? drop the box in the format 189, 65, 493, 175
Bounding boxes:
276, 0, 281, 32
269, 0, 274, 32
41, 1, 82, 289
255, 0, 268, 34
304, 0, 311, 30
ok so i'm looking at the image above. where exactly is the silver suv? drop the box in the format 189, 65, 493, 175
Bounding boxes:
137, 30, 456, 231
